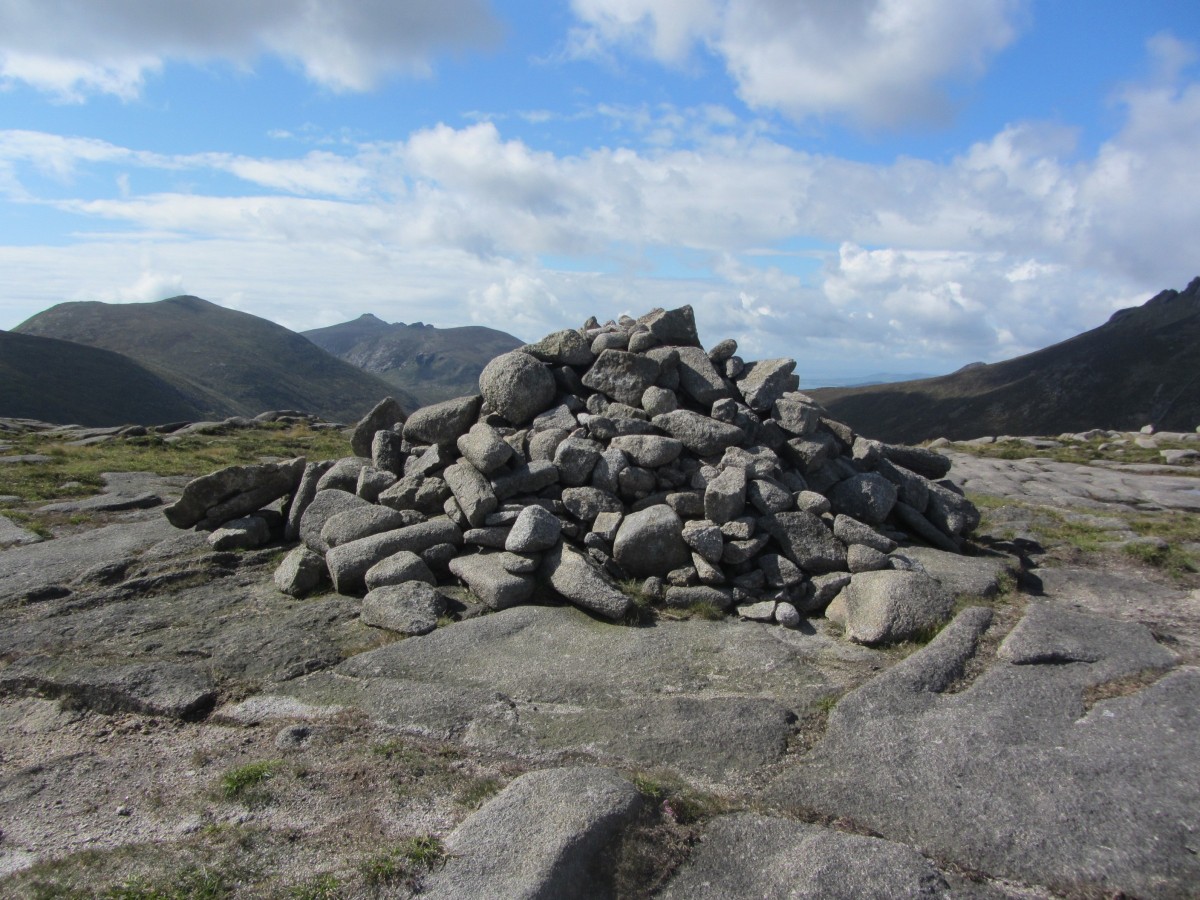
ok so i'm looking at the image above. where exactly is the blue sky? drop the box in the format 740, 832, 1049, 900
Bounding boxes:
2, 0, 1198, 385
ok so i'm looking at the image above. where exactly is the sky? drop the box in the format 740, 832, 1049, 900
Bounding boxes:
1, 1, 1198, 386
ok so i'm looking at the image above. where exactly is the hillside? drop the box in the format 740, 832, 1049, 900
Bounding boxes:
14, 296, 410, 423
809, 277, 1200, 443
0, 330, 223, 426
304, 314, 523, 407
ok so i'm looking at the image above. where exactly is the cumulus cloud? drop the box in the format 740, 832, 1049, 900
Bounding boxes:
1, 34, 1196, 379
0, 0, 502, 99
568, 0, 1024, 127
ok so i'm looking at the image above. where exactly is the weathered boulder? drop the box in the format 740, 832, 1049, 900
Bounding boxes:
350, 396, 406, 459
403, 395, 482, 448
652, 410, 745, 457
581, 349, 661, 407
449, 552, 536, 609
364, 550, 437, 591
360, 582, 446, 636
164, 457, 305, 529
613, 505, 691, 578
273, 545, 326, 597
541, 542, 633, 620
834, 569, 954, 645
479, 351, 556, 425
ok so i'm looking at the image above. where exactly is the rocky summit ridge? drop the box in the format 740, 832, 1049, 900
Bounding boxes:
164, 305, 980, 647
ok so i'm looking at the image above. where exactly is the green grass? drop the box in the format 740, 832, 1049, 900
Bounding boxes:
1122, 541, 1199, 579
629, 771, 731, 825
360, 835, 446, 888
102, 866, 233, 899
286, 874, 343, 899
369, 736, 510, 808
0, 423, 350, 504
218, 760, 282, 805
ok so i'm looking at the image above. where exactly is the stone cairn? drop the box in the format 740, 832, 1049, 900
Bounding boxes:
163, 306, 979, 645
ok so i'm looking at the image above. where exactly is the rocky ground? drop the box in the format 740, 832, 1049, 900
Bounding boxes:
1, 424, 1198, 898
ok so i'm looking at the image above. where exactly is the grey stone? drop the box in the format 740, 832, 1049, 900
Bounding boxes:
561, 486, 623, 522
675, 346, 732, 406
370, 428, 405, 476
704, 465, 747, 524
760, 511, 847, 573
641, 385, 678, 417
360, 582, 446, 636
613, 505, 691, 578
608, 434, 683, 468
877, 458, 930, 513
523, 328, 595, 366
581, 349, 661, 407
424, 768, 642, 900
682, 519, 724, 565
840, 569, 954, 645
351, 397, 406, 459
315, 456, 371, 493
273, 546, 326, 597
661, 814, 949, 900
881, 444, 952, 480
444, 462, 499, 528
774, 601, 800, 628
664, 585, 733, 612
892, 501, 960, 552
737, 600, 776, 621
0, 514, 43, 548
758, 553, 803, 587
721, 533, 770, 565
320, 505, 410, 549
617, 465, 656, 499
531, 403, 579, 433
925, 481, 980, 538
794, 490, 831, 515
736, 358, 799, 411
505, 505, 562, 553
284, 460, 335, 541
746, 477, 793, 514
827, 475, 896, 528
528, 426, 570, 460
653, 410, 745, 457
449, 552, 535, 609
590, 448, 628, 494
326, 517, 462, 594
355, 466, 396, 503
772, 393, 821, 436
363, 550, 437, 591
541, 542, 633, 620
591, 330, 628, 354
832, 514, 897, 553
893, 546, 1016, 599
638, 305, 701, 346
708, 338, 737, 363
554, 436, 604, 486
164, 457, 304, 529
457, 422, 514, 474
403, 395, 482, 447
479, 351, 556, 426
847, 543, 891, 573
0, 657, 215, 720
464, 526, 511, 548
207, 515, 270, 551
491, 460, 560, 501
766, 606, 1198, 898
590, 511, 623, 543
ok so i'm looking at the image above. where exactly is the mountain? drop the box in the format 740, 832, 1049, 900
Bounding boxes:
303, 314, 524, 407
0, 330, 223, 426
13, 296, 408, 423
808, 277, 1200, 443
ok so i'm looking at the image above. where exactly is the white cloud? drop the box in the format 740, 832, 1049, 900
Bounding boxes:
1, 35, 1196, 380
0, 0, 502, 99
568, 0, 1024, 127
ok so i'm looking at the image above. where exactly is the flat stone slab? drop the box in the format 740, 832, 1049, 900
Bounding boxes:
948, 451, 1200, 511
0, 515, 42, 548
764, 604, 1198, 898
892, 546, 1018, 599
661, 813, 950, 899
276, 604, 880, 783
0, 657, 216, 720
424, 767, 643, 900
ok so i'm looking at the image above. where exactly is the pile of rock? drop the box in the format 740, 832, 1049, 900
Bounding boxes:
163, 306, 980, 645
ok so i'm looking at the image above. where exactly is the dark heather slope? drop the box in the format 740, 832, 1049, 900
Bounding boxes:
810, 277, 1200, 443
304, 315, 523, 407
14, 296, 410, 422
0, 330, 220, 426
